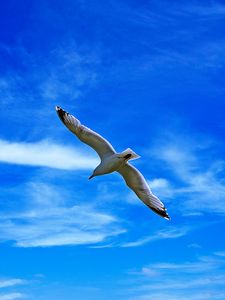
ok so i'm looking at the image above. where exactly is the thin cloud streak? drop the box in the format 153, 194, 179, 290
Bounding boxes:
0, 139, 98, 170
0, 43, 99, 106
0, 279, 28, 288
0, 204, 124, 247
0, 182, 125, 247
0, 293, 25, 300
121, 226, 188, 248
96, 226, 189, 248
126, 252, 225, 300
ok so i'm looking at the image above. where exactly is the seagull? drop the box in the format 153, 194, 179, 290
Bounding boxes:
55, 106, 170, 220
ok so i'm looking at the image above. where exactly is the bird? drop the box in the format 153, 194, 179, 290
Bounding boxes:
55, 106, 170, 220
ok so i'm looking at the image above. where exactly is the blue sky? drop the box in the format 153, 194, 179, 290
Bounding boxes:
0, 0, 225, 299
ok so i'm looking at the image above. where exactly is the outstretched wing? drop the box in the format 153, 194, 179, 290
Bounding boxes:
117, 163, 170, 220
56, 106, 116, 160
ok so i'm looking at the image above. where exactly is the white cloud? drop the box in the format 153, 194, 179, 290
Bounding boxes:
0, 204, 123, 247
188, 243, 202, 249
151, 136, 225, 215
130, 291, 225, 300
148, 178, 175, 199
0, 293, 25, 300
0, 182, 124, 247
0, 293, 24, 300
0, 139, 98, 170
126, 253, 225, 300
0, 279, 27, 289
120, 226, 188, 248
141, 258, 221, 275
214, 251, 225, 257
0, 281, 26, 300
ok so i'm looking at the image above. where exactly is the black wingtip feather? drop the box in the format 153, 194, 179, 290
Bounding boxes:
148, 205, 171, 220
55, 106, 67, 123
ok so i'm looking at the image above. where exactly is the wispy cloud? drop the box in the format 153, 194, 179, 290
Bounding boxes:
0, 182, 124, 247
0, 279, 28, 289
214, 251, 225, 257
188, 243, 202, 249
0, 76, 16, 105
120, 226, 188, 248
178, 2, 225, 18
0, 42, 99, 106
0, 139, 98, 170
126, 252, 225, 300
148, 178, 175, 199
150, 134, 225, 215
39, 45, 99, 101
130, 291, 225, 300
0, 279, 27, 300
0, 293, 25, 300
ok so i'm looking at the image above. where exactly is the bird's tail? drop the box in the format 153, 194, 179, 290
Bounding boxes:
120, 148, 140, 161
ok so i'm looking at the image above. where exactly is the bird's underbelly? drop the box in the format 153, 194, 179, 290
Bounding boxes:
100, 157, 123, 174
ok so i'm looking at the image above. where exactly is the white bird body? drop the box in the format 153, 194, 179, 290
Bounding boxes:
56, 106, 170, 220
93, 154, 124, 176
91, 149, 140, 177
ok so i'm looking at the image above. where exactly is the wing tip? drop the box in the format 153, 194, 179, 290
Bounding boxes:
161, 211, 171, 221
55, 105, 67, 123
165, 215, 171, 221
148, 205, 171, 220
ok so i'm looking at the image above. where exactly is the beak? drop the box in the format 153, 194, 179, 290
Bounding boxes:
89, 174, 94, 180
